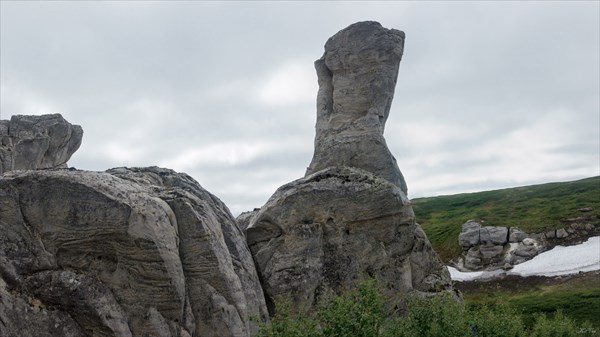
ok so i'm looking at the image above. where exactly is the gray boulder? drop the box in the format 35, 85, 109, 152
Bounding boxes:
0, 167, 267, 337
556, 228, 569, 239
464, 247, 483, 270
479, 245, 504, 261
0, 114, 83, 173
480, 226, 508, 245
510, 238, 541, 264
458, 220, 481, 248
509, 227, 527, 242
246, 167, 451, 312
463, 244, 504, 270
305, 21, 408, 194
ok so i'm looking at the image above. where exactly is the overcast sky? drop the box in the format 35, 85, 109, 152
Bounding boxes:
1, 1, 599, 215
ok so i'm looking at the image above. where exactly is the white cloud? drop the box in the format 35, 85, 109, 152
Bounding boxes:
160, 142, 273, 170
258, 60, 317, 107
2, 1, 598, 213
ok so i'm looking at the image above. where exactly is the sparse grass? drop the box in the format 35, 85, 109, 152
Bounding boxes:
457, 272, 600, 330
411, 176, 600, 261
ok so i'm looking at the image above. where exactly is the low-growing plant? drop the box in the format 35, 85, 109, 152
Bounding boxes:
528, 310, 599, 337
255, 299, 320, 337
466, 303, 524, 337
319, 278, 385, 337
256, 278, 597, 337
383, 293, 468, 337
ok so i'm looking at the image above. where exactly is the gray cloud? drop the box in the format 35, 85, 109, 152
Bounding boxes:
2, 1, 598, 215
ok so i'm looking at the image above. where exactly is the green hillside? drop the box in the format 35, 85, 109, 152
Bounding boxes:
412, 176, 600, 262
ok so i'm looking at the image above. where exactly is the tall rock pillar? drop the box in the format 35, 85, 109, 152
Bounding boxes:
306, 21, 408, 194
247, 21, 452, 314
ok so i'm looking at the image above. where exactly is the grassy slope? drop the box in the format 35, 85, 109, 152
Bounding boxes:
457, 272, 600, 329
411, 176, 600, 261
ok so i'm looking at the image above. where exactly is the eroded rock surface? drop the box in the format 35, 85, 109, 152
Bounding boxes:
247, 167, 451, 312
306, 21, 408, 194
0, 167, 267, 337
456, 216, 599, 271
246, 21, 452, 313
0, 114, 83, 173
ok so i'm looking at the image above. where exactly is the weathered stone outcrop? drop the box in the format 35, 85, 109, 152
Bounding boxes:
0, 167, 267, 337
246, 21, 452, 313
247, 167, 451, 312
456, 216, 599, 271
236, 209, 260, 232
0, 114, 83, 173
306, 21, 408, 194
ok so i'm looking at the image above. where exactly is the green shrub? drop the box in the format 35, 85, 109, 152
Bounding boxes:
466, 304, 524, 337
529, 311, 598, 337
255, 299, 320, 337
319, 278, 385, 337
383, 293, 468, 337
256, 278, 597, 337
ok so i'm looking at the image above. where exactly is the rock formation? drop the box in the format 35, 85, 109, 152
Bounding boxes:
246, 21, 452, 313
455, 218, 599, 271
0, 167, 267, 337
0, 113, 83, 173
1, 21, 461, 336
306, 21, 408, 194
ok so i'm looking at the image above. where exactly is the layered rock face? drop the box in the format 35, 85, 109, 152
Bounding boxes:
0, 167, 267, 337
0, 114, 83, 173
306, 21, 408, 194
247, 167, 451, 311
457, 218, 599, 271
247, 21, 452, 313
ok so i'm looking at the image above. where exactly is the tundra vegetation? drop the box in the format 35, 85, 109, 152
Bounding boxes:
412, 176, 600, 261
257, 278, 599, 337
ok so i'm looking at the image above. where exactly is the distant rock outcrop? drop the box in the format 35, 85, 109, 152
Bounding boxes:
306, 21, 408, 194
0, 167, 267, 337
246, 21, 452, 313
456, 217, 599, 271
0, 114, 83, 173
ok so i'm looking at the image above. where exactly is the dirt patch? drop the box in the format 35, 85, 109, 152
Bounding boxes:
454, 270, 600, 294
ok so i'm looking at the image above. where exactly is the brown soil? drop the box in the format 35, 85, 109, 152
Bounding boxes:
454, 270, 600, 294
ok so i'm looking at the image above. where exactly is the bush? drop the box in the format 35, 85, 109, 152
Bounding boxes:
254, 298, 320, 337
319, 278, 385, 337
256, 278, 596, 337
466, 304, 523, 337
383, 293, 468, 337
529, 311, 598, 337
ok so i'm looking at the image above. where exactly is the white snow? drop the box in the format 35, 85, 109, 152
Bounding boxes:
448, 236, 600, 281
